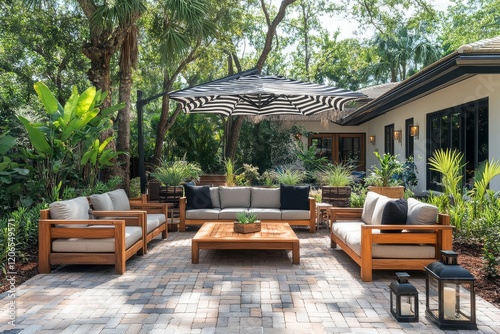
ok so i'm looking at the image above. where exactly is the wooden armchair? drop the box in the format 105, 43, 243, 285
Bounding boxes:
330, 202, 454, 282
89, 190, 170, 253
39, 197, 145, 274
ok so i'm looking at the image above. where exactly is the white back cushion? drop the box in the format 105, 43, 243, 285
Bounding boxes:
210, 187, 220, 208
106, 189, 131, 211
371, 195, 392, 225
49, 197, 90, 227
218, 186, 251, 208
361, 191, 379, 225
89, 193, 114, 211
251, 187, 280, 208
406, 198, 438, 225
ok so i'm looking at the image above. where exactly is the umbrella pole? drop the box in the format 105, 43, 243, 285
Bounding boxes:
224, 115, 232, 158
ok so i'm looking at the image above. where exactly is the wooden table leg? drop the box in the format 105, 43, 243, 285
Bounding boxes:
192, 241, 199, 264
292, 242, 300, 264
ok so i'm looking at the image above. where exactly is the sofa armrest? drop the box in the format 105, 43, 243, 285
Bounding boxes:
38, 218, 132, 274
330, 207, 363, 222
92, 210, 147, 228
130, 202, 170, 216
309, 197, 316, 233
179, 197, 187, 231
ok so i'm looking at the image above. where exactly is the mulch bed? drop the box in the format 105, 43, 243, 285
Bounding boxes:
453, 240, 500, 308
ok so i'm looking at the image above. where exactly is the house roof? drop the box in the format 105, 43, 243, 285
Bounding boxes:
340, 36, 500, 126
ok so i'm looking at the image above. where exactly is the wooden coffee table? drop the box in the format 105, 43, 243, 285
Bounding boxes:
191, 222, 300, 264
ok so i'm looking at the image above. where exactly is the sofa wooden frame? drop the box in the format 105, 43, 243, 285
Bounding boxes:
38, 209, 146, 275
330, 207, 454, 282
179, 197, 317, 232
96, 194, 170, 253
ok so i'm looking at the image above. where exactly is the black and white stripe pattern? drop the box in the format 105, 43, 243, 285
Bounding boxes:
169, 75, 366, 116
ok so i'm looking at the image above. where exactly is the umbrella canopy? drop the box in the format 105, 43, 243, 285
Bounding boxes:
169, 71, 366, 117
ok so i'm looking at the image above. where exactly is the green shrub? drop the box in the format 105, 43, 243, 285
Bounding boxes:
271, 168, 306, 185
0, 204, 45, 273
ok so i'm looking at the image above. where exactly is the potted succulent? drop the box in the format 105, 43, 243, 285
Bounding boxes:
314, 162, 354, 207
365, 151, 405, 198
234, 211, 261, 234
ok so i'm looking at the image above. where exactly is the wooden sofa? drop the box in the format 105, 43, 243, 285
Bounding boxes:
179, 185, 316, 232
39, 196, 145, 274
330, 191, 453, 282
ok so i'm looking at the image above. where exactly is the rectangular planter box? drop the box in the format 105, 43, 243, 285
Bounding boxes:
233, 222, 261, 234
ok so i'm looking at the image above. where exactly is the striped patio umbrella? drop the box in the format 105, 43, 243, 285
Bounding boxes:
169, 70, 366, 116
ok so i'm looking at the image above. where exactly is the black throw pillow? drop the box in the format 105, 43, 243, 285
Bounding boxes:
280, 184, 310, 210
183, 184, 213, 209
380, 199, 408, 233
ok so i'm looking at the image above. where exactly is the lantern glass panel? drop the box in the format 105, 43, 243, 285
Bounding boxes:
391, 290, 396, 314
401, 295, 416, 316
444, 282, 473, 321
427, 275, 439, 317
443, 283, 458, 319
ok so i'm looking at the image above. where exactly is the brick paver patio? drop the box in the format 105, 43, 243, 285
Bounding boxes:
1, 227, 499, 333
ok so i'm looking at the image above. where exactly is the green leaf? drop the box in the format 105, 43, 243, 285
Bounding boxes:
0, 134, 16, 156
34, 82, 61, 115
76, 87, 97, 117
17, 116, 51, 156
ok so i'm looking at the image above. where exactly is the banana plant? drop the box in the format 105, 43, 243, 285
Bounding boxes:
81, 137, 125, 189
18, 82, 124, 199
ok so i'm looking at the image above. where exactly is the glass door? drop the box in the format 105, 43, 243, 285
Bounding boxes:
309, 133, 365, 171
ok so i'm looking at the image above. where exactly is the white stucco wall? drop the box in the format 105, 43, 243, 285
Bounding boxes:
365, 74, 500, 193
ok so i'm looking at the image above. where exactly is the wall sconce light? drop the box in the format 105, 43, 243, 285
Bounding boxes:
393, 130, 402, 143
369, 136, 376, 145
410, 125, 419, 139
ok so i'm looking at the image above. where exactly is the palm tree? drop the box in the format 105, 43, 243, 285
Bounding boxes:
149, 0, 218, 165
370, 24, 442, 83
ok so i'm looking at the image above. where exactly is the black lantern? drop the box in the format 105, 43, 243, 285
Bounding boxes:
389, 272, 419, 322
425, 250, 477, 330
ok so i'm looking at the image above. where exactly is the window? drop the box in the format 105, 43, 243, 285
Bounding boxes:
384, 124, 394, 155
308, 133, 366, 171
427, 98, 488, 191
405, 118, 414, 159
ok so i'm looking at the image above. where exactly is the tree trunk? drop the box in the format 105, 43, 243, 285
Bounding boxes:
225, 116, 244, 160
225, 0, 297, 160
117, 62, 132, 194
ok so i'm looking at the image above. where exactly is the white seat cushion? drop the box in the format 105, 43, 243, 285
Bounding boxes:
218, 208, 248, 220
146, 214, 166, 233
248, 208, 282, 220
281, 210, 310, 220
52, 226, 142, 252
332, 223, 436, 258
185, 209, 220, 220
